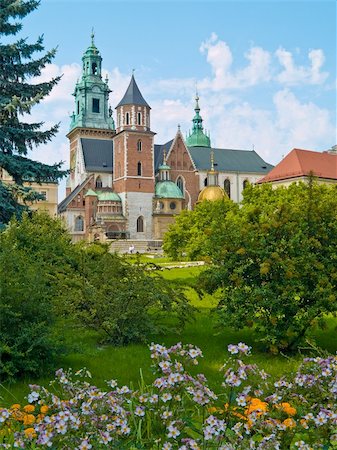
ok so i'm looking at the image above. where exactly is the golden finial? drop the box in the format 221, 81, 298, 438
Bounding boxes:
210, 149, 215, 171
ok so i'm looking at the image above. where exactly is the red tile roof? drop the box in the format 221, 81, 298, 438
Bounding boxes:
258, 148, 337, 183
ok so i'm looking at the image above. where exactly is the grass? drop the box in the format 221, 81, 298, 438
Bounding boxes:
1, 265, 336, 406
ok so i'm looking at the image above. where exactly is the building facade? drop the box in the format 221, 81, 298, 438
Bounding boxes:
58, 36, 273, 243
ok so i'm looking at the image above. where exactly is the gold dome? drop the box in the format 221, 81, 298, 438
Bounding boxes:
197, 185, 227, 202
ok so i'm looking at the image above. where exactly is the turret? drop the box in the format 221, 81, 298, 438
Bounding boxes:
186, 93, 211, 148
115, 74, 151, 133
69, 31, 115, 131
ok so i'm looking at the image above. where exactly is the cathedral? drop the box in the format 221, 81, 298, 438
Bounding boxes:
58, 35, 273, 244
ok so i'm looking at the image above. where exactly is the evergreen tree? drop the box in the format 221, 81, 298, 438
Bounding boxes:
0, 0, 67, 225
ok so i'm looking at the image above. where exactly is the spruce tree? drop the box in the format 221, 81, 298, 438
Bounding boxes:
0, 0, 67, 225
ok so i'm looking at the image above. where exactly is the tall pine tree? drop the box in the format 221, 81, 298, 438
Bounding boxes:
0, 0, 67, 225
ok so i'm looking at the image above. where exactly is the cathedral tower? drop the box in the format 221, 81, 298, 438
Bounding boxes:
113, 75, 155, 239
67, 32, 115, 193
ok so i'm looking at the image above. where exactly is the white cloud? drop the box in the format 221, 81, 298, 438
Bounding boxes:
273, 88, 334, 148
199, 33, 272, 90
276, 47, 328, 85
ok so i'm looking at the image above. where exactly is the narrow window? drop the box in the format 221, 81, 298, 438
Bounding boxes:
40, 191, 47, 201
204, 178, 208, 187
243, 179, 249, 190
176, 177, 184, 194
92, 62, 97, 75
126, 112, 130, 125
137, 161, 142, 176
224, 179, 231, 198
137, 112, 142, 125
137, 140, 142, 152
92, 98, 100, 113
137, 216, 144, 233
75, 216, 84, 232
95, 177, 102, 188
77, 101, 80, 115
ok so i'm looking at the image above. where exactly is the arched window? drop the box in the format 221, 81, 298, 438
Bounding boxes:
92, 62, 97, 75
137, 140, 142, 152
243, 179, 249, 190
137, 216, 144, 233
125, 112, 130, 125
74, 216, 84, 232
204, 178, 208, 187
176, 176, 184, 195
137, 161, 142, 176
95, 177, 102, 188
137, 112, 142, 125
224, 179, 231, 198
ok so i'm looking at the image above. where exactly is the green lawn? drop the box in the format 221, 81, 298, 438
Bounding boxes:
1, 265, 336, 406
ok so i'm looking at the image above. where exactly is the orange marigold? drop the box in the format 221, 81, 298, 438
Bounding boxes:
24, 427, 36, 438
283, 418, 296, 428
10, 404, 21, 410
23, 405, 35, 413
23, 414, 36, 426
245, 398, 268, 416
40, 405, 49, 414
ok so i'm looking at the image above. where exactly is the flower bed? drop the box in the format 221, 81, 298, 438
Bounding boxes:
0, 343, 336, 449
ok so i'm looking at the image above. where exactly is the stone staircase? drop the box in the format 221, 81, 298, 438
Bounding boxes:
108, 239, 162, 254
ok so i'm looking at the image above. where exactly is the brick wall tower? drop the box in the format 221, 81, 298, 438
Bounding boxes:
113, 75, 155, 239
67, 32, 115, 193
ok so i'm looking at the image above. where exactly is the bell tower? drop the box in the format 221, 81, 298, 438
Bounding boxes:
69, 31, 115, 132
67, 32, 115, 193
113, 75, 155, 239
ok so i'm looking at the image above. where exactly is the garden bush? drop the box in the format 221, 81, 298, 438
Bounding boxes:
0, 342, 336, 449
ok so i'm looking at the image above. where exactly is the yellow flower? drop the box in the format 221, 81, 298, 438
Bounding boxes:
10, 404, 21, 410
281, 402, 296, 416
40, 405, 49, 414
245, 398, 268, 416
300, 419, 309, 429
283, 418, 296, 428
23, 405, 35, 413
24, 427, 37, 438
23, 414, 36, 426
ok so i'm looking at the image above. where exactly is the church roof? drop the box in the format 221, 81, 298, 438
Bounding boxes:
154, 140, 174, 173
116, 75, 150, 108
258, 148, 337, 183
58, 176, 92, 213
155, 181, 184, 199
188, 147, 273, 174
81, 138, 113, 173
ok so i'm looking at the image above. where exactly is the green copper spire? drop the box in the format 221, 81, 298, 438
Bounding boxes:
186, 92, 211, 148
69, 32, 115, 131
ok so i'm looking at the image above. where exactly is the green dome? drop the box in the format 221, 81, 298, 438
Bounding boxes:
158, 163, 171, 170
186, 129, 211, 147
85, 189, 98, 197
155, 181, 184, 199
97, 191, 121, 202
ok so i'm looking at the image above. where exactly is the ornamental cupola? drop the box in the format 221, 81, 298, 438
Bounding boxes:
115, 74, 151, 133
197, 150, 226, 202
69, 32, 115, 131
155, 151, 184, 200
186, 93, 211, 148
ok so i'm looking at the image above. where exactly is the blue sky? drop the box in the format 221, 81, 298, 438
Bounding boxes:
19, 0, 336, 197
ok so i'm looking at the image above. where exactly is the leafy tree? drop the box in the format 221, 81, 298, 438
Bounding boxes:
0, 0, 67, 225
0, 213, 74, 380
59, 244, 194, 346
163, 199, 237, 260
199, 182, 337, 353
